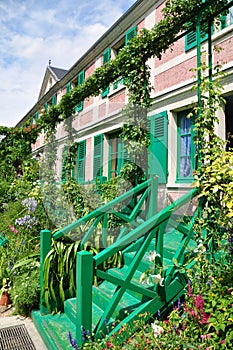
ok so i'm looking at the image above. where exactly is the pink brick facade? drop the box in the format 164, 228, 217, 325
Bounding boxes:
109, 91, 126, 114
23, 0, 233, 191
154, 56, 196, 92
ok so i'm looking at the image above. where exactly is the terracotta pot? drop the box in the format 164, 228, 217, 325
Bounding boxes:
0, 291, 11, 306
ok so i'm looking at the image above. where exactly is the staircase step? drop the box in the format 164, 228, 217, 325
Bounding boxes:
93, 280, 142, 317
32, 311, 76, 350
64, 297, 115, 330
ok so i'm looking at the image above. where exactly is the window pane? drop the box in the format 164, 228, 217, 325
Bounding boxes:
181, 135, 191, 156
180, 156, 191, 177
180, 116, 191, 134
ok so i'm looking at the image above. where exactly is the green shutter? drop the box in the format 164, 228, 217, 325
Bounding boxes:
77, 140, 86, 182
66, 82, 71, 93
125, 25, 137, 45
113, 77, 124, 90
93, 134, 103, 178
102, 48, 111, 98
35, 111, 39, 122
149, 111, 168, 184
44, 102, 48, 112
185, 27, 210, 51
75, 70, 85, 112
102, 47, 111, 64
52, 94, 57, 106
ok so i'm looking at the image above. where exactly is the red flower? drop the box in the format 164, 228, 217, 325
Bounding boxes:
106, 340, 113, 348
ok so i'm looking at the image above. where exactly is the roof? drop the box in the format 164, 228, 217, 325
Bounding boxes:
49, 66, 68, 80
38, 65, 68, 100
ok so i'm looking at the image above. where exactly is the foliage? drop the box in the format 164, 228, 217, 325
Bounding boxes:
0, 1, 227, 163
70, 247, 232, 349
42, 238, 122, 313
10, 267, 40, 316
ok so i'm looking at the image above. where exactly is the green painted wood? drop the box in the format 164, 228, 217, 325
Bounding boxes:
94, 189, 198, 266
125, 26, 137, 45
76, 251, 93, 346
77, 140, 86, 182
95, 229, 155, 335
0, 235, 9, 247
149, 111, 168, 183
93, 134, 103, 178
53, 178, 151, 240
80, 215, 103, 249
75, 70, 85, 112
102, 213, 108, 248
32, 311, 76, 350
147, 175, 158, 218
96, 269, 157, 300
40, 230, 51, 315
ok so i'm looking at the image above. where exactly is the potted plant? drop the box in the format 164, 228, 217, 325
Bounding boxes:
0, 278, 11, 306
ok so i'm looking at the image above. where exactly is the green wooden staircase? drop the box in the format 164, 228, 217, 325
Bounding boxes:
32, 179, 201, 349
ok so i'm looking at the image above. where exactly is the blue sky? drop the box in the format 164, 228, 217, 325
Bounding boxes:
0, 0, 136, 127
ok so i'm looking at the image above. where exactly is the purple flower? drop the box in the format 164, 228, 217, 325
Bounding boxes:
15, 215, 37, 229
68, 331, 80, 349
21, 198, 37, 213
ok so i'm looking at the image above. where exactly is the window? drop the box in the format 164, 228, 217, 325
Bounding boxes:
75, 70, 85, 112
185, 27, 209, 51
113, 77, 124, 90
108, 131, 132, 179
102, 48, 111, 98
52, 94, 57, 106
220, 5, 233, 29
149, 111, 168, 184
177, 110, 196, 182
93, 134, 103, 179
72, 141, 86, 182
66, 82, 71, 94
125, 25, 137, 45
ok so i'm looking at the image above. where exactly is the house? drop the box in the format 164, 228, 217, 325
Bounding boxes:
16, 0, 233, 204
24, 1, 233, 347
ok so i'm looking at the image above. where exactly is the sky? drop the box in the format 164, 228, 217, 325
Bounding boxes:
0, 0, 137, 127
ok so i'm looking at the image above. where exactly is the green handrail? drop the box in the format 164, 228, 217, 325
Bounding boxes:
53, 177, 153, 241
94, 188, 198, 266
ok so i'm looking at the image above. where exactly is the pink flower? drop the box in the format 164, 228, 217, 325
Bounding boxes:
200, 313, 210, 324
188, 280, 192, 297
9, 225, 18, 234
195, 295, 204, 311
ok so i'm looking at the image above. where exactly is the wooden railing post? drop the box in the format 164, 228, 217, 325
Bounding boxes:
76, 251, 93, 346
40, 229, 51, 314
147, 175, 158, 219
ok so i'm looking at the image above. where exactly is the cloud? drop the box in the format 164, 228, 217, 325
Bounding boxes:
0, 0, 136, 127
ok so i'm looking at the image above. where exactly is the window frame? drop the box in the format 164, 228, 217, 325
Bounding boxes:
176, 110, 196, 183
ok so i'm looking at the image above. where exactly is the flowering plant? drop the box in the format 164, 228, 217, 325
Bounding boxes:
139, 250, 164, 287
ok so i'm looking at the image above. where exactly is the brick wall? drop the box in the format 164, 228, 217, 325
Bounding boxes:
109, 91, 126, 114
154, 56, 196, 92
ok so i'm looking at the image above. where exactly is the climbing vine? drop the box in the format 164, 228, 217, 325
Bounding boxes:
0, 1, 228, 160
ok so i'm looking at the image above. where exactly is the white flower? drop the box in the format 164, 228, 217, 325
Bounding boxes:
194, 242, 206, 254
150, 274, 164, 286
151, 323, 164, 338
148, 250, 161, 262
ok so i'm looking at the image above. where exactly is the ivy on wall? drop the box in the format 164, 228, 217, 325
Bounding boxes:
0, 0, 228, 175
